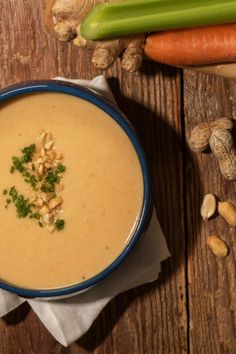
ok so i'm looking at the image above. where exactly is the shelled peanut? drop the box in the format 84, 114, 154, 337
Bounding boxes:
200, 193, 217, 220
218, 201, 236, 226
200, 194, 236, 257
207, 236, 229, 258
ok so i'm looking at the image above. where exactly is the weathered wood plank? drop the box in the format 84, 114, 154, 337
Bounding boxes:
184, 71, 236, 354
0, 1, 186, 353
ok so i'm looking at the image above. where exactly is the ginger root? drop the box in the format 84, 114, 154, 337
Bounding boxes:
45, 0, 144, 72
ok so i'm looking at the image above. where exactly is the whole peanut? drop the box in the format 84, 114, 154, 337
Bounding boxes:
209, 129, 236, 180
189, 118, 233, 152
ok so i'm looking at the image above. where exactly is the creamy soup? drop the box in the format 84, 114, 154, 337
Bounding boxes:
0, 92, 144, 289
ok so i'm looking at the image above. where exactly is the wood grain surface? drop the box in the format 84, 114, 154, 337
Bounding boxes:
0, 1, 235, 353
184, 72, 236, 354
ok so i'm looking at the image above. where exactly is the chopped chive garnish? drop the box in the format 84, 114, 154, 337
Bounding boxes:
45, 170, 60, 185
55, 219, 65, 231
12, 157, 25, 173
31, 212, 40, 220
15, 194, 32, 218
5, 134, 66, 231
9, 186, 18, 199
7, 186, 32, 218
56, 163, 66, 173
21, 144, 36, 163
41, 183, 55, 193
30, 212, 40, 219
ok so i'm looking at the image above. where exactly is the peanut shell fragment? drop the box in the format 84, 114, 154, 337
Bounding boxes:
40, 205, 50, 216
200, 193, 216, 220
207, 236, 229, 258
48, 196, 63, 210
44, 140, 54, 150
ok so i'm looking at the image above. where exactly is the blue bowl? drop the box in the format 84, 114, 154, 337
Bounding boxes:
0, 80, 151, 299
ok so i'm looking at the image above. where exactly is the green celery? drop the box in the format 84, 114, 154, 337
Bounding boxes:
81, 0, 236, 40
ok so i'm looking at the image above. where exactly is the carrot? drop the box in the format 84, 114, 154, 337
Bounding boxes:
144, 24, 236, 67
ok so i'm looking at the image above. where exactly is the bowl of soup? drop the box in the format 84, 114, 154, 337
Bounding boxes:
0, 80, 151, 299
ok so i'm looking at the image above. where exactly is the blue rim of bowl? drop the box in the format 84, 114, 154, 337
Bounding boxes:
0, 80, 151, 298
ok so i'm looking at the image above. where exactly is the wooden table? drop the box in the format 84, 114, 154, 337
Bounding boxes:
1, 2, 236, 353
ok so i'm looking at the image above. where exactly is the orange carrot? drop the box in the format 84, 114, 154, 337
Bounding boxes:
144, 24, 236, 66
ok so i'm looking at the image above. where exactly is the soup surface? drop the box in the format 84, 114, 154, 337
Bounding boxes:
0, 92, 144, 289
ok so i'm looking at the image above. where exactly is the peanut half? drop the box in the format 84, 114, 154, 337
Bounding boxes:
207, 236, 229, 258
200, 193, 216, 220
218, 201, 236, 227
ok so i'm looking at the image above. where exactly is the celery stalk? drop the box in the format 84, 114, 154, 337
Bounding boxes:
81, 0, 236, 40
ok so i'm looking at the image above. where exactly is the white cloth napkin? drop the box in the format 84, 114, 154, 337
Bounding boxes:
0, 76, 170, 347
